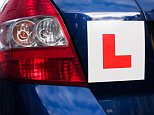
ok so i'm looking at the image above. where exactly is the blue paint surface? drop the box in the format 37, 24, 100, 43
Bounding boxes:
136, 0, 154, 20
35, 85, 105, 115
0, 0, 154, 115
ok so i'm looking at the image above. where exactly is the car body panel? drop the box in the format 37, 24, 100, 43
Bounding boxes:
53, 0, 145, 74
52, 0, 154, 93
136, 0, 154, 20
0, 0, 154, 115
0, 79, 105, 115
52, 0, 154, 115
100, 93, 154, 115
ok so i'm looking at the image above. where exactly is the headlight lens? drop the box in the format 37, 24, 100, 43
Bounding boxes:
12, 20, 36, 47
0, 16, 68, 49
36, 18, 65, 46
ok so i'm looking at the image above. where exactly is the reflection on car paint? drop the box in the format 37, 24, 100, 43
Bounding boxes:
100, 94, 154, 115
35, 85, 106, 115
136, 0, 154, 20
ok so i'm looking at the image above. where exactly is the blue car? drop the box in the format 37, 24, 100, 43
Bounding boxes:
0, 0, 154, 115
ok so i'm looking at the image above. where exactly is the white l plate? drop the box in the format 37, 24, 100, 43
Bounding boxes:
87, 21, 145, 83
